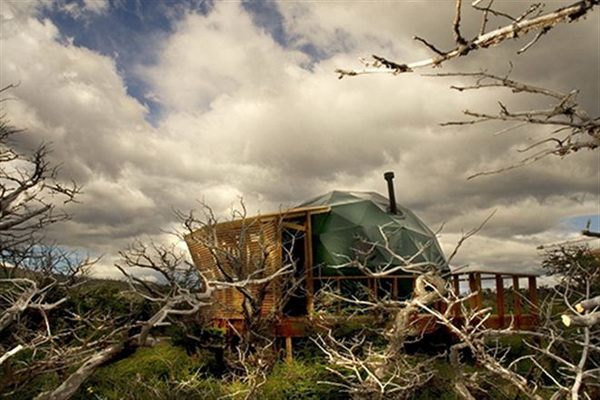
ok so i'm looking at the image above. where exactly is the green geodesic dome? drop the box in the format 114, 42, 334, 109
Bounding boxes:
298, 191, 447, 276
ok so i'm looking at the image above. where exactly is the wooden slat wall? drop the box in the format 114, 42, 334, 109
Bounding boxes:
185, 218, 282, 319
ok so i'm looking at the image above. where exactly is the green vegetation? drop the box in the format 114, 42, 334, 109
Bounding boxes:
34, 331, 547, 400
72, 344, 220, 400
64, 342, 344, 400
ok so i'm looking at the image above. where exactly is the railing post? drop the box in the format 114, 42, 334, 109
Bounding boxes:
452, 275, 460, 295
513, 276, 522, 329
528, 276, 539, 321
495, 275, 505, 328
452, 275, 461, 317
468, 273, 482, 310
476, 273, 483, 310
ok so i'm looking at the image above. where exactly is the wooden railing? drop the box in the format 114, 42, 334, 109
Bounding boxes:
310, 271, 540, 329
448, 271, 539, 329
215, 271, 541, 337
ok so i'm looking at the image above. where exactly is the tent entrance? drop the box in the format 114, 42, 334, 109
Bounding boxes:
282, 226, 307, 316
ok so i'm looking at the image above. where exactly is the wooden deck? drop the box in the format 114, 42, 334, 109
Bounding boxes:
210, 271, 541, 338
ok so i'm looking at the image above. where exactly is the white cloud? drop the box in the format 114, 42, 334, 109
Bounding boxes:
0, 1, 597, 278
53, 0, 109, 20
140, 2, 309, 113
82, 0, 109, 15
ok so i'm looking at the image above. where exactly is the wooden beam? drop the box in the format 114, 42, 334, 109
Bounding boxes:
282, 221, 306, 231
495, 275, 505, 328
183, 206, 331, 242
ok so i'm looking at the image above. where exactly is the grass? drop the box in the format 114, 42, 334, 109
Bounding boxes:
72, 344, 219, 400
67, 343, 346, 400
7, 330, 563, 400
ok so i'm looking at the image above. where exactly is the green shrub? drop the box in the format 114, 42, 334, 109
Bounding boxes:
1, 374, 61, 400
72, 344, 217, 400
257, 360, 347, 400
169, 324, 225, 354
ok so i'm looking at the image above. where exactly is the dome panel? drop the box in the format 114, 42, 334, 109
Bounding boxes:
298, 191, 446, 275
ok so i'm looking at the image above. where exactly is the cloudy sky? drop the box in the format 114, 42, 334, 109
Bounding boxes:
1, 0, 598, 279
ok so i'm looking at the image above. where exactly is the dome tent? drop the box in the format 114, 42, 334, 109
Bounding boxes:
298, 191, 447, 276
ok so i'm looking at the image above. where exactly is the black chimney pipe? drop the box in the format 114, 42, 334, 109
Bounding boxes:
384, 171, 397, 214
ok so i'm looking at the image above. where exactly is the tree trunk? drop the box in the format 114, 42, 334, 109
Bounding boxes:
562, 312, 600, 328
36, 342, 126, 400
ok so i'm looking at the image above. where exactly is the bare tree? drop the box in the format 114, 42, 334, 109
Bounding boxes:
311, 222, 467, 399
179, 201, 299, 355
314, 226, 600, 400
314, 330, 436, 400
1, 84, 82, 343
438, 70, 599, 178
0, 86, 106, 398
25, 240, 216, 400
221, 340, 276, 400
0, 87, 173, 400
336, 1, 599, 174
115, 240, 218, 348
498, 245, 600, 400
332, 8, 600, 393
1, 83, 84, 365
0, 89, 301, 398
26, 241, 217, 400
1, 85, 80, 255
336, 1, 598, 78
114, 212, 303, 399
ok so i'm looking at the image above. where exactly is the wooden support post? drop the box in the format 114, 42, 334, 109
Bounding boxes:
337, 279, 342, 314
372, 277, 378, 300
439, 298, 447, 313
452, 275, 461, 317
452, 275, 460, 295
468, 273, 478, 310
285, 337, 293, 364
393, 277, 398, 299
305, 213, 314, 316
513, 276, 522, 329
495, 275, 505, 328
528, 276, 539, 319
475, 273, 483, 310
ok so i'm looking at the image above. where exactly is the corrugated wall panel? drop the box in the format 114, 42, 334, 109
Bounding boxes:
184, 218, 282, 319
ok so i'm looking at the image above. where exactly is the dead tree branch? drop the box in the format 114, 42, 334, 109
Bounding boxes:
437, 71, 599, 178
336, 0, 598, 78
180, 200, 298, 354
